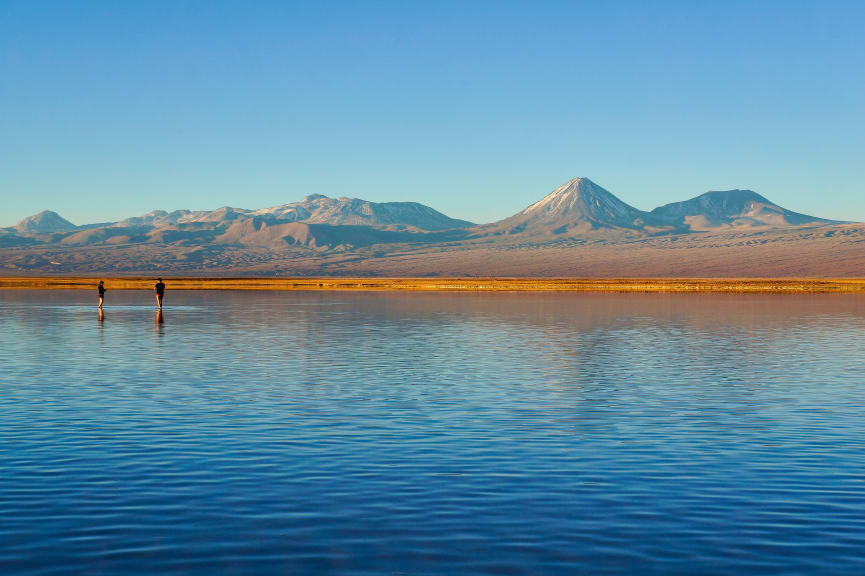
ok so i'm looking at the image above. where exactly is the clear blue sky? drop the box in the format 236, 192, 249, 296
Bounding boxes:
2, 0, 863, 227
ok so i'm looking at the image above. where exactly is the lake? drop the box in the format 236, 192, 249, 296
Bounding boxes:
2, 289, 865, 575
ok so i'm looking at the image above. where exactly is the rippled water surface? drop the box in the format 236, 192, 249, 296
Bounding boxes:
2, 289, 865, 575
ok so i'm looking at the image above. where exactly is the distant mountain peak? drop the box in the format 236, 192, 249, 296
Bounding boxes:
521, 177, 609, 215
252, 194, 473, 230
14, 210, 77, 234
490, 177, 649, 235
483, 178, 840, 238
651, 189, 833, 229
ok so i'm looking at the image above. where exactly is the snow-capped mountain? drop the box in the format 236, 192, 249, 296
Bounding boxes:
483, 178, 661, 235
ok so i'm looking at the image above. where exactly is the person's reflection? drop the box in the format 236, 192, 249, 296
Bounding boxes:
155, 308, 164, 330
98, 307, 105, 324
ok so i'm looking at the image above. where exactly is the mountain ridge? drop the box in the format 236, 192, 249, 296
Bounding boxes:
2, 177, 860, 277
2, 180, 848, 254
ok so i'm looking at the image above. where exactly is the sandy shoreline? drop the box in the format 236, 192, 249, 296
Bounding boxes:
2, 277, 865, 293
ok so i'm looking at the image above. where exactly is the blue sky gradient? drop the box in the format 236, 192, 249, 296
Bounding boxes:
2, 0, 863, 226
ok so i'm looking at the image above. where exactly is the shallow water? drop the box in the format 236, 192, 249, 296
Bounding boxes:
2, 289, 865, 575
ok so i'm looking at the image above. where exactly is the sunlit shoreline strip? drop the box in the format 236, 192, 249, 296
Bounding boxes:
2, 277, 865, 293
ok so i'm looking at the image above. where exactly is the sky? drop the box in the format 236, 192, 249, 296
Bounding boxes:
1, 0, 864, 227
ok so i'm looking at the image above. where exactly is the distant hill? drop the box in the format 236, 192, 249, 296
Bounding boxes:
250, 194, 473, 230
113, 210, 210, 228
13, 210, 77, 234
107, 195, 472, 233
650, 189, 837, 230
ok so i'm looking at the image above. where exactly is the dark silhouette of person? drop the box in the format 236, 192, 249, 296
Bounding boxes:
98, 281, 106, 308
155, 278, 166, 308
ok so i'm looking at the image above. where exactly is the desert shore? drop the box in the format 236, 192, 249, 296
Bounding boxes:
2, 277, 865, 293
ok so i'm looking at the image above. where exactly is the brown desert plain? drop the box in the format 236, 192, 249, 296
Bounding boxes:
2, 222, 865, 280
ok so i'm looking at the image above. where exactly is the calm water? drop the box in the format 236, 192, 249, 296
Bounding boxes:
2, 290, 865, 575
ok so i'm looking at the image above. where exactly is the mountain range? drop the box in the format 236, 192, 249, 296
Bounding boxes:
1, 178, 861, 276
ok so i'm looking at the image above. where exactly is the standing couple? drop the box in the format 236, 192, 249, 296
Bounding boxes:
97, 278, 166, 308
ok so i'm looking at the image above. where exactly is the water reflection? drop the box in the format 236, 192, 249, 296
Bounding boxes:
0, 290, 864, 575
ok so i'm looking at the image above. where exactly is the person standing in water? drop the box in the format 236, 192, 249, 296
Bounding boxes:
155, 278, 166, 308
98, 281, 106, 308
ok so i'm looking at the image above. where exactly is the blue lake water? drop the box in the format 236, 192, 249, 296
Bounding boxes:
2, 289, 865, 575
